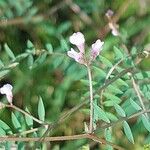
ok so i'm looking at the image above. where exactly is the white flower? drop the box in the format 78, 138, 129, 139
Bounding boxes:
67, 48, 85, 65
69, 32, 85, 53
91, 39, 104, 60
0, 84, 13, 104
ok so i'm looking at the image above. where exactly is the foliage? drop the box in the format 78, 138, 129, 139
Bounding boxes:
0, 0, 150, 149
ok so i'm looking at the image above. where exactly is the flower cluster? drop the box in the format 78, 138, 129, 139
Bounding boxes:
0, 84, 13, 104
67, 32, 104, 65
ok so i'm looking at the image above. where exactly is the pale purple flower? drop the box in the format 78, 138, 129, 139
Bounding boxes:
67, 48, 85, 65
0, 84, 13, 104
91, 39, 104, 60
69, 32, 85, 53
108, 23, 119, 36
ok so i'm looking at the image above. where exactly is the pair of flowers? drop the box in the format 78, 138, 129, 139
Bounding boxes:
67, 32, 104, 65
0, 84, 13, 104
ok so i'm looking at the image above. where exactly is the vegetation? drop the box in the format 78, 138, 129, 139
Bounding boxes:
0, 0, 150, 149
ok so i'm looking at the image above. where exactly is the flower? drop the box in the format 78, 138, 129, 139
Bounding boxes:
108, 23, 119, 36
67, 48, 85, 65
69, 32, 85, 53
0, 84, 13, 104
68, 32, 104, 64
91, 39, 104, 60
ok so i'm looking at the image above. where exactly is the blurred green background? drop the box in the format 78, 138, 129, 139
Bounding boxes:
0, 0, 150, 149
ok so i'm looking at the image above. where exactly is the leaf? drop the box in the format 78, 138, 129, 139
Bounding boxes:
0, 127, 6, 136
116, 78, 129, 87
141, 114, 150, 132
11, 112, 22, 131
0, 120, 12, 134
38, 96, 45, 121
27, 55, 34, 69
27, 40, 34, 49
16, 53, 28, 61
123, 121, 134, 144
0, 70, 10, 79
130, 99, 142, 111
113, 46, 124, 60
92, 66, 106, 77
60, 38, 69, 51
45, 43, 53, 53
25, 107, 33, 128
33, 52, 47, 67
104, 100, 120, 107
93, 103, 110, 123
80, 79, 96, 86
106, 112, 118, 122
104, 128, 113, 150
4, 43, 15, 60
0, 59, 4, 68
107, 85, 123, 94
27, 40, 35, 53
114, 103, 126, 117
99, 56, 113, 68
103, 93, 121, 102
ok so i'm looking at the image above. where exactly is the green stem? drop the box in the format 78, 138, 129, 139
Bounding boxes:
87, 65, 94, 133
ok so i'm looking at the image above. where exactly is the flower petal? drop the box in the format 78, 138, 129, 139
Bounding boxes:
69, 32, 85, 52
91, 39, 104, 60
0, 84, 13, 104
67, 48, 85, 65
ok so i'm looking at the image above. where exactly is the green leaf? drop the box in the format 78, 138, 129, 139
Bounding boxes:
25, 107, 33, 128
93, 103, 110, 123
107, 85, 123, 94
116, 78, 129, 87
16, 53, 29, 61
60, 38, 69, 51
4, 43, 16, 60
80, 79, 96, 86
113, 46, 124, 60
0, 70, 10, 79
99, 55, 113, 68
27, 40, 34, 49
11, 112, 22, 131
0, 59, 4, 68
27, 55, 34, 69
0, 120, 12, 134
130, 99, 142, 111
104, 100, 120, 107
106, 112, 118, 122
141, 114, 150, 132
104, 128, 113, 150
123, 121, 134, 144
38, 97, 45, 121
114, 103, 126, 117
103, 93, 121, 102
33, 52, 47, 68
45, 43, 53, 53
27, 40, 35, 53
0, 127, 6, 136
92, 66, 106, 77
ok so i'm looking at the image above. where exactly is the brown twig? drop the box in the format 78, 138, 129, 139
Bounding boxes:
100, 109, 150, 130
0, 133, 124, 150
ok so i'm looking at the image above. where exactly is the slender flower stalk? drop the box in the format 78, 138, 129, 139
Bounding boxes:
87, 65, 94, 133
67, 32, 104, 133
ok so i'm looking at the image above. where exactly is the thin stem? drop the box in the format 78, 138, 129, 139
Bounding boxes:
6, 104, 45, 124
87, 65, 94, 133
100, 109, 150, 130
0, 134, 124, 150
131, 76, 148, 118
